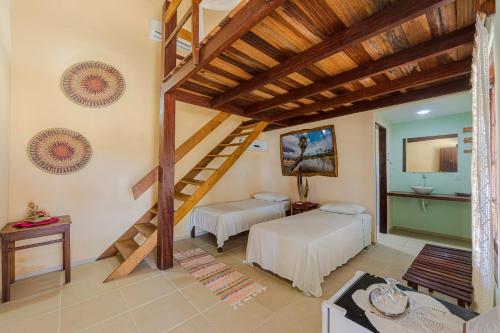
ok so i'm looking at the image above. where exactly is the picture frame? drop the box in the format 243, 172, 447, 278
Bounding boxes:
280, 125, 338, 177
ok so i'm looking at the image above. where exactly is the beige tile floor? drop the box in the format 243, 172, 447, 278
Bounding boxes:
0, 232, 471, 333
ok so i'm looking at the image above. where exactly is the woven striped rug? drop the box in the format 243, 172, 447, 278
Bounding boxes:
174, 248, 267, 309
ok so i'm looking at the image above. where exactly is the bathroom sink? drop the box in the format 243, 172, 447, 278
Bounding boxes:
411, 186, 434, 195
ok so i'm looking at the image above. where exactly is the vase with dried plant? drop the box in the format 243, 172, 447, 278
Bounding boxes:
297, 166, 310, 203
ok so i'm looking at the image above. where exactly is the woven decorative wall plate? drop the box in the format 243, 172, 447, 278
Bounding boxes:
28, 128, 93, 175
61, 61, 125, 107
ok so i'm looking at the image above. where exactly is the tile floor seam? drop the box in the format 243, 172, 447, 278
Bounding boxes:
160, 286, 204, 332
127, 289, 179, 312
199, 310, 223, 333
60, 286, 118, 310
249, 312, 275, 333
118, 287, 142, 333
73, 309, 131, 333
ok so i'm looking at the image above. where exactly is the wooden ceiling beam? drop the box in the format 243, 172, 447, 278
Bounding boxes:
210, 0, 455, 107
161, 0, 285, 94
174, 90, 245, 116
245, 26, 475, 116
268, 58, 472, 122
271, 77, 471, 130
174, 90, 287, 126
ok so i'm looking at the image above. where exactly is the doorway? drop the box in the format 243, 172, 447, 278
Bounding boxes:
375, 123, 388, 234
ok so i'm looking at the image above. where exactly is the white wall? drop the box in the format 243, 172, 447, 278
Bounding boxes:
0, 0, 11, 230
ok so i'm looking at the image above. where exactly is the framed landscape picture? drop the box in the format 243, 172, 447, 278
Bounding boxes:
280, 125, 338, 177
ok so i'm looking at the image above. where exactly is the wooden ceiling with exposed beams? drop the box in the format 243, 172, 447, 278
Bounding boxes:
162, 0, 480, 130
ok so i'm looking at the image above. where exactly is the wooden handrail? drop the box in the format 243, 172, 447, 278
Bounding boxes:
132, 112, 231, 199
164, 6, 193, 47
173, 122, 268, 224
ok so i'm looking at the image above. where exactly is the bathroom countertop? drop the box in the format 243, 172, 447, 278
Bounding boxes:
387, 191, 471, 202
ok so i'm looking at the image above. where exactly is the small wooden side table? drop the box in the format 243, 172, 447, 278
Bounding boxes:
1, 215, 71, 302
290, 202, 319, 215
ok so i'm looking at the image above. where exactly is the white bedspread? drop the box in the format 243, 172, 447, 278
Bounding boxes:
187, 199, 288, 248
246, 209, 371, 297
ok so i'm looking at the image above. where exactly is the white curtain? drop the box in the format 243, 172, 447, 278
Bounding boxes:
471, 13, 495, 313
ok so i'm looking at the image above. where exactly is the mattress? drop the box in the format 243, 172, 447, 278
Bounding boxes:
187, 199, 289, 248
246, 209, 371, 297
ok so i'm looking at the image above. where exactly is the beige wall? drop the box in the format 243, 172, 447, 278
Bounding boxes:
0, 0, 11, 230
8, 0, 377, 277
7, 0, 261, 277
259, 112, 377, 238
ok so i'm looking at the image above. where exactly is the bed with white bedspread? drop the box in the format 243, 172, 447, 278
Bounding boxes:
245, 209, 371, 297
187, 198, 289, 249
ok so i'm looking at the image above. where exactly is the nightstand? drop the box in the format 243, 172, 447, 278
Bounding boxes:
290, 202, 319, 215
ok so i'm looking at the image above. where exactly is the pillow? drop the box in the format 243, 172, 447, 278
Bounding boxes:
320, 201, 367, 215
252, 192, 290, 202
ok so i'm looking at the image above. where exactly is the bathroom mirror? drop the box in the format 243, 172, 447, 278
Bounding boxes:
403, 134, 458, 173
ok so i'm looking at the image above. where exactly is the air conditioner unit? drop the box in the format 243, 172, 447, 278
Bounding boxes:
149, 19, 192, 52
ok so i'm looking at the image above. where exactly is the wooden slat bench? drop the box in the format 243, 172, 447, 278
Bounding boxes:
403, 244, 472, 307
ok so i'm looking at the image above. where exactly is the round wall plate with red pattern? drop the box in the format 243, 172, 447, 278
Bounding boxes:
61, 61, 125, 107
28, 128, 93, 175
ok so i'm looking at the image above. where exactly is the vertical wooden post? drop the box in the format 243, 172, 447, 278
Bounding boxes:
157, 1, 177, 270
157, 92, 175, 270
191, 0, 200, 65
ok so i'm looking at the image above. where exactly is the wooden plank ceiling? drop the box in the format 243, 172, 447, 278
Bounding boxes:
163, 0, 476, 130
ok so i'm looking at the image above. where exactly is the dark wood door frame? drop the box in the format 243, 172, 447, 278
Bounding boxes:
377, 123, 388, 234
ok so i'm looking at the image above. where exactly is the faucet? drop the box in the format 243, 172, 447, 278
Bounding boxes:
422, 174, 427, 187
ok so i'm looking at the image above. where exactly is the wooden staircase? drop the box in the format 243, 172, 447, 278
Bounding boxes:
97, 119, 267, 282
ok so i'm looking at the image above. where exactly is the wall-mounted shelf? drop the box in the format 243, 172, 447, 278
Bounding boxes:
387, 191, 471, 202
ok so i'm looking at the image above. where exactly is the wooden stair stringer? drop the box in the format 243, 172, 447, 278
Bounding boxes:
174, 124, 253, 195
132, 112, 230, 199
173, 121, 268, 224
101, 121, 267, 282
96, 204, 157, 260
103, 230, 158, 282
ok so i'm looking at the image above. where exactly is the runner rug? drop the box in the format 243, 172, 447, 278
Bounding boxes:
174, 248, 267, 309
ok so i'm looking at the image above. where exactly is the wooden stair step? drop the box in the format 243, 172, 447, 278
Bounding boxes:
174, 192, 191, 201
237, 123, 258, 130
207, 154, 232, 158
134, 223, 156, 237
193, 167, 218, 171
114, 240, 140, 260
179, 179, 205, 186
218, 143, 241, 147
227, 132, 251, 137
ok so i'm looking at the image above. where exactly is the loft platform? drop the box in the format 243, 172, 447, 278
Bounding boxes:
162, 0, 476, 130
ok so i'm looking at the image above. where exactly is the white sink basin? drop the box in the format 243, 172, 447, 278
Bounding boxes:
411, 186, 434, 195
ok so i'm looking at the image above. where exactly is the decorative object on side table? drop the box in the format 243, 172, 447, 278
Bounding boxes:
369, 277, 409, 318
28, 128, 92, 175
290, 201, 319, 215
25, 202, 50, 222
322, 272, 477, 333
61, 61, 125, 107
12, 202, 60, 228
297, 166, 310, 202
1, 216, 71, 302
